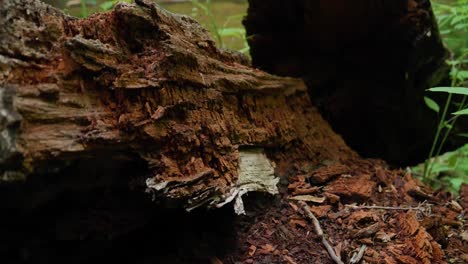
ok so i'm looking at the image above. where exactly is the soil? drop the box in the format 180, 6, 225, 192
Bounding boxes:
2, 158, 466, 264
224, 159, 467, 264
0, 1, 466, 263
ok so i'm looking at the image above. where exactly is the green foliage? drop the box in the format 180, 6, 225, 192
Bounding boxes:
429, 86, 468, 95
189, 0, 249, 54
73, 0, 249, 53
422, 85, 468, 182
70, 0, 126, 17
424, 96, 441, 113
98, 0, 132, 11
100, 1, 116, 10
453, 108, 468, 115
80, 0, 88, 17
418, 0, 468, 194
191, 0, 222, 45
433, 0, 468, 56
413, 144, 468, 194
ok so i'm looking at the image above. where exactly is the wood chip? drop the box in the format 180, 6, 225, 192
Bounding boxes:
461, 230, 468, 242
450, 200, 463, 212
352, 222, 380, 238
248, 245, 256, 256
308, 164, 349, 184
258, 244, 276, 254
284, 255, 298, 264
325, 174, 375, 201
289, 195, 326, 203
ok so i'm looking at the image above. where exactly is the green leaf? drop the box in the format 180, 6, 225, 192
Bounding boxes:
452, 108, 468, 115
443, 122, 453, 129
455, 70, 468, 81
80, 0, 88, 17
239, 46, 250, 54
450, 14, 468, 25
449, 177, 464, 193
431, 165, 453, 174
439, 29, 453, 35
191, 0, 209, 13
99, 1, 114, 11
454, 23, 468, 30
218, 27, 245, 37
428, 87, 468, 95
448, 154, 459, 167
424, 96, 440, 113
457, 133, 468, 138
226, 14, 246, 20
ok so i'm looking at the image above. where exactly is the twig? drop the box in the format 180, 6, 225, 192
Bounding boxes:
345, 202, 431, 212
345, 202, 433, 219
350, 245, 367, 264
299, 201, 344, 264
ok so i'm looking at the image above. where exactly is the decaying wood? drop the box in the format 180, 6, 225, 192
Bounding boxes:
244, 0, 465, 165
0, 1, 466, 263
0, 0, 353, 210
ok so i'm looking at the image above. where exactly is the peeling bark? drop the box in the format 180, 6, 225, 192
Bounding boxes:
0, 1, 466, 263
0, 0, 353, 210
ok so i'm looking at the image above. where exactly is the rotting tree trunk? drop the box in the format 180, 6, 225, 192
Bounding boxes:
0, 0, 353, 210
0, 1, 465, 264
244, 0, 461, 165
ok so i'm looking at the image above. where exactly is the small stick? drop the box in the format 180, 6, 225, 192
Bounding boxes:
299, 201, 344, 264
350, 245, 367, 264
345, 202, 431, 212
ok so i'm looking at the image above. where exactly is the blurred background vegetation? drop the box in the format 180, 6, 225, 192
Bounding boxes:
46, 0, 249, 52
47, 0, 467, 194
415, 0, 467, 194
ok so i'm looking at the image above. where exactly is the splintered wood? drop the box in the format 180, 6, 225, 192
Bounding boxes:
0, 0, 352, 210
217, 148, 279, 214
0, 1, 466, 263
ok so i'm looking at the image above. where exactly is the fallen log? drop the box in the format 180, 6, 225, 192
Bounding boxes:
0, 0, 354, 210
0, 1, 465, 263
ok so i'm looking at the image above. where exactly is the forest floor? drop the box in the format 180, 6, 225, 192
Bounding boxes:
224, 159, 467, 263
1, 1, 466, 263
3, 158, 465, 264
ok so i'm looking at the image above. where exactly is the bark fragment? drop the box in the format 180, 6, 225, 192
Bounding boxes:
0, 2, 464, 264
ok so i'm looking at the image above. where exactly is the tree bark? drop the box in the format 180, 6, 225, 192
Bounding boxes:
0, 0, 353, 210
244, 0, 457, 165
0, 1, 464, 263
